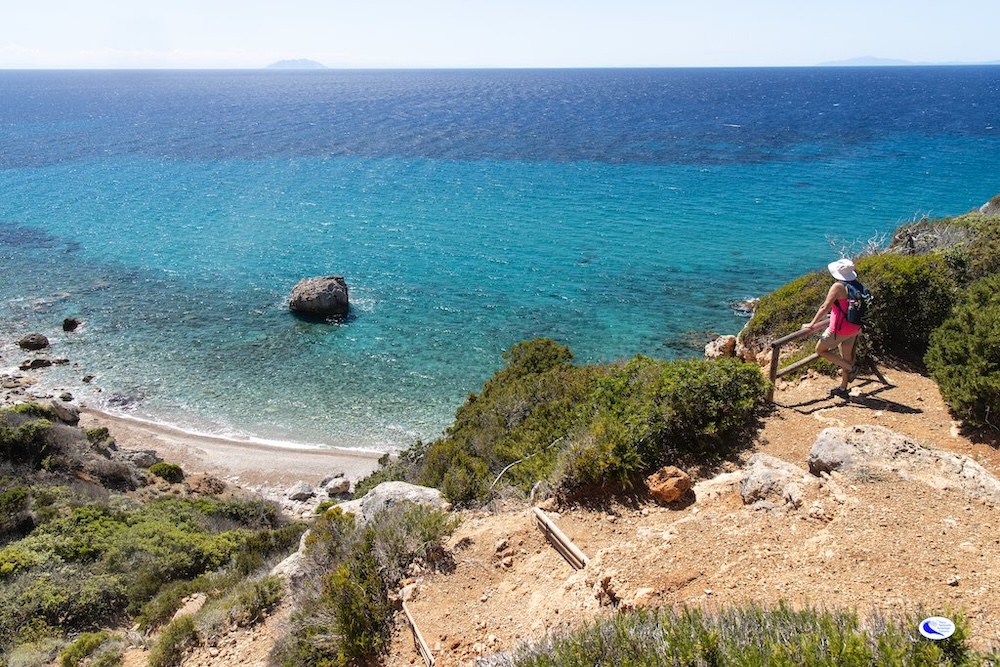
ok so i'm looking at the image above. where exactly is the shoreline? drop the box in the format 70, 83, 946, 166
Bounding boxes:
78, 407, 383, 489
3, 355, 385, 490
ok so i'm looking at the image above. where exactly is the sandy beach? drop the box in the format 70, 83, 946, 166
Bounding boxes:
78, 408, 383, 490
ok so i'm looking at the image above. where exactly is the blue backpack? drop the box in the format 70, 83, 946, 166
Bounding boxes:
837, 279, 873, 326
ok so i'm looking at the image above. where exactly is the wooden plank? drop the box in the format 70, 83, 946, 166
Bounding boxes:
532, 507, 589, 569
402, 601, 435, 667
775, 353, 819, 379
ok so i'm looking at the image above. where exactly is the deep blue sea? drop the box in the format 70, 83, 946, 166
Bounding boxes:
1, 67, 998, 451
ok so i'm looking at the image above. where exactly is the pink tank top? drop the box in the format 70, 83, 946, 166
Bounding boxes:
830, 298, 862, 336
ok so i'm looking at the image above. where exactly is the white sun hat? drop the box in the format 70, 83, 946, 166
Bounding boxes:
828, 258, 857, 281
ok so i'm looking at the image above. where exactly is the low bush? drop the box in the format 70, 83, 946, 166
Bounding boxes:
148, 462, 184, 484
511, 603, 985, 667
0, 482, 33, 542
59, 630, 123, 667
557, 356, 768, 488
925, 274, 1000, 428
147, 615, 197, 667
858, 253, 958, 363
739, 253, 959, 368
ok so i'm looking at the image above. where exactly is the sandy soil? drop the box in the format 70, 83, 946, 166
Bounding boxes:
78, 408, 383, 489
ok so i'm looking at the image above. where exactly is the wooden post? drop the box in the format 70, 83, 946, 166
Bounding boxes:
532, 507, 589, 570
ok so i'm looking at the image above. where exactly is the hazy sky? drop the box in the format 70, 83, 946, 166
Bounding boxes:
3, 0, 998, 69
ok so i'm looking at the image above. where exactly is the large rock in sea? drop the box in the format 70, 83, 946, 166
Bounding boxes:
288, 276, 349, 318
18, 333, 49, 351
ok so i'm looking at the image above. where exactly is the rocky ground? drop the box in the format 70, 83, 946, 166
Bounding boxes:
101, 366, 1000, 666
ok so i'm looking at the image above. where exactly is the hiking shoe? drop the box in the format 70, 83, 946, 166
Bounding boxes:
830, 387, 850, 399
847, 365, 859, 382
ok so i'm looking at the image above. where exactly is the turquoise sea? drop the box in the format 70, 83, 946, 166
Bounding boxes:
1, 68, 998, 450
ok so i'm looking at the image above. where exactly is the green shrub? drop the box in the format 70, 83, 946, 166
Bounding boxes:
147, 616, 197, 667
0, 483, 33, 542
225, 575, 284, 626
925, 274, 1000, 427
417, 338, 597, 505
557, 356, 768, 488
0, 417, 53, 469
359, 339, 768, 505
284, 503, 457, 667
739, 253, 959, 367
59, 631, 122, 667
148, 462, 184, 484
1, 494, 291, 648
857, 253, 959, 362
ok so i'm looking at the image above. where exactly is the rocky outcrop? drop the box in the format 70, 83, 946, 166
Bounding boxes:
286, 481, 315, 501
18, 333, 49, 351
645, 466, 692, 503
808, 425, 1000, 506
48, 399, 80, 425
980, 195, 1000, 217
338, 481, 449, 525
288, 276, 349, 318
112, 449, 162, 469
704, 335, 737, 359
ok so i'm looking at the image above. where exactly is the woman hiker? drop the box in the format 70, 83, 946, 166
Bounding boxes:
803, 258, 862, 398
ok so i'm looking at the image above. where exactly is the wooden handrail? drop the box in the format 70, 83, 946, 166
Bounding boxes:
767, 316, 829, 401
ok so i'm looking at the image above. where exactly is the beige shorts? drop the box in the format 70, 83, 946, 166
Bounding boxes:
817, 329, 858, 353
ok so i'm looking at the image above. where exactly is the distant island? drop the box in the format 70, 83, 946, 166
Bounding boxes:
266, 59, 327, 70
819, 56, 1000, 66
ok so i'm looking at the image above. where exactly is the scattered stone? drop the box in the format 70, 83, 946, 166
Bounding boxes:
287, 481, 315, 501
288, 275, 349, 318
630, 587, 658, 608
2, 376, 25, 389
18, 333, 49, 350
82, 374, 95, 383
324, 477, 351, 495
739, 453, 815, 508
59, 392, 73, 402
20, 358, 52, 370
62, 318, 81, 332
645, 465, 693, 504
